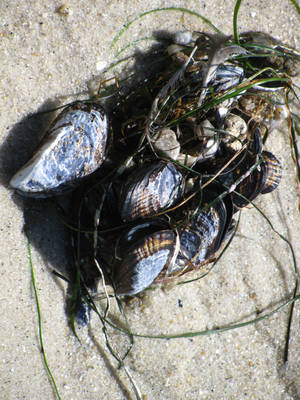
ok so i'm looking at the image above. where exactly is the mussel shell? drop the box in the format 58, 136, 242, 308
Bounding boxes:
114, 228, 177, 295
120, 162, 184, 221
226, 150, 281, 208
231, 166, 266, 208
239, 32, 300, 78
210, 186, 234, 244
212, 128, 266, 209
260, 151, 282, 194
117, 219, 170, 248
10, 101, 109, 197
214, 64, 244, 93
174, 190, 230, 271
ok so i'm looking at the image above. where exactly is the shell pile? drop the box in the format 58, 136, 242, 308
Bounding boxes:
10, 32, 299, 300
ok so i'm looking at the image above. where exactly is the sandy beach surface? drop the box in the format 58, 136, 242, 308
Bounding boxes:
1, 1, 300, 399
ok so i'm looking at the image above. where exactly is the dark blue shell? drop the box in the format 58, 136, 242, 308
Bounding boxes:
175, 192, 229, 270
10, 101, 109, 197
214, 64, 244, 93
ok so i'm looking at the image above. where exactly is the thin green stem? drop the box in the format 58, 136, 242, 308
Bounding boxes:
104, 294, 300, 340
289, 0, 300, 15
27, 238, 62, 400
111, 7, 222, 48
233, 0, 243, 44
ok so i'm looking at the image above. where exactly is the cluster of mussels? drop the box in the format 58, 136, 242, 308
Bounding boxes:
10, 32, 299, 300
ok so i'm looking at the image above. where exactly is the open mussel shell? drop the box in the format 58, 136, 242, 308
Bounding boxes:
10, 101, 109, 197
113, 220, 178, 295
119, 161, 184, 222
174, 189, 232, 272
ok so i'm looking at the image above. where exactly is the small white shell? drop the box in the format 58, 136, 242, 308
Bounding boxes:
174, 31, 193, 45
222, 113, 247, 151
152, 128, 181, 160
10, 101, 109, 197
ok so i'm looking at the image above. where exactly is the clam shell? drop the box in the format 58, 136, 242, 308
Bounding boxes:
10, 101, 109, 197
114, 228, 178, 295
120, 162, 184, 222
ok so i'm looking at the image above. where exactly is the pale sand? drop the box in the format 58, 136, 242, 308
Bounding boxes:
0, 1, 300, 399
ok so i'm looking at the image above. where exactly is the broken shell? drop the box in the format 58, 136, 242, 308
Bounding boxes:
238, 94, 288, 131
167, 43, 187, 56
177, 153, 198, 167
10, 101, 109, 197
174, 31, 193, 45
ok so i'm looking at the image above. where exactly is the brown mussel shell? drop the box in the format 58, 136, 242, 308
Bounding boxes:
10, 31, 292, 309
229, 150, 282, 208
114, 221, 178, 295
238, 31, 300, 77
119, 161, 184, 222
260, 151, 282, 194
208, 127, 266, 209
231, 166, 265, 209
171, 188, 232, 274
